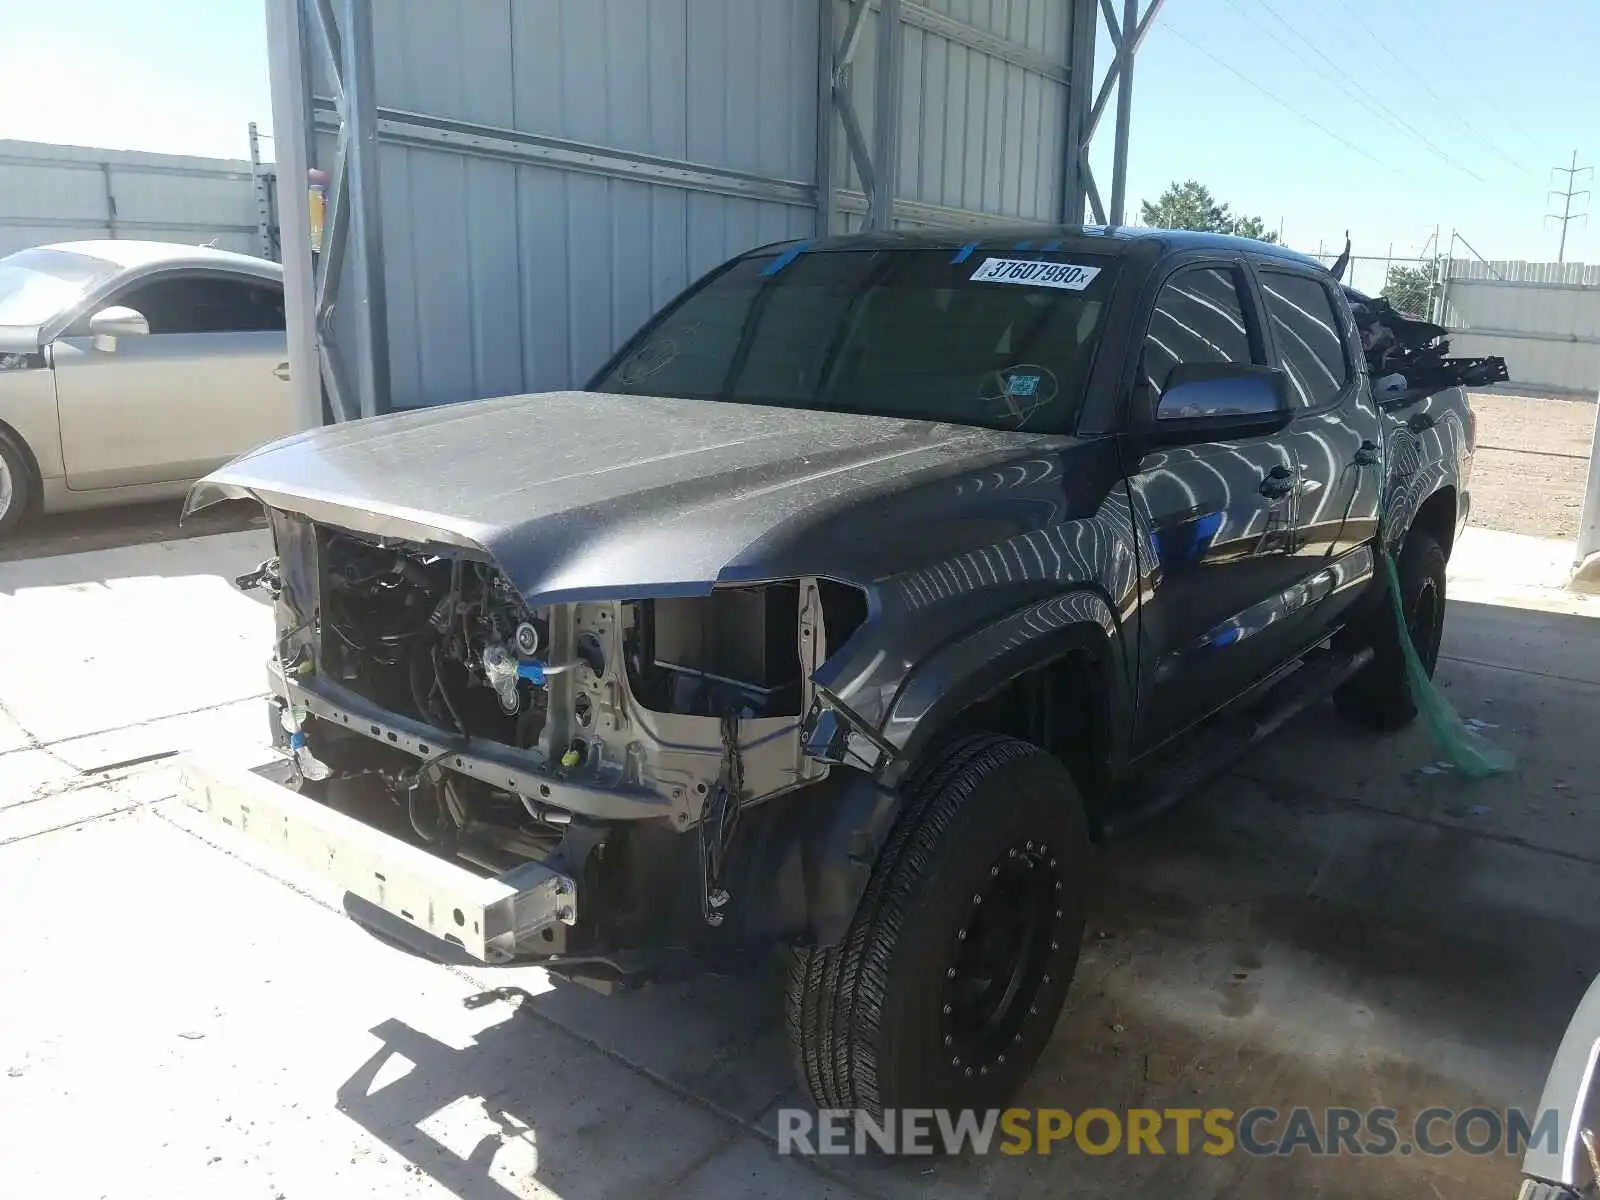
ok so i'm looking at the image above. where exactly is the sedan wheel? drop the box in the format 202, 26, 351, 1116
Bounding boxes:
0, 430, 34, 538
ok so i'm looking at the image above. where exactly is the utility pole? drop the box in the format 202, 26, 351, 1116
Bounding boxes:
1547, 150, 1592, 264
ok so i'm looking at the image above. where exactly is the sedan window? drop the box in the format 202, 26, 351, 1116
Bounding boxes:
104, 275, 285, 335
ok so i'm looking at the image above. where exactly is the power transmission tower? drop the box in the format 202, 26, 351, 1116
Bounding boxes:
1547, 150, 1592, 264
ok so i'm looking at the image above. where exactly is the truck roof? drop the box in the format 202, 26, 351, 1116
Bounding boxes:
748, 225, 1328, 273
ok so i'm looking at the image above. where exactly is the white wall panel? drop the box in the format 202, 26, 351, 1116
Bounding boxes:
0, 139, 264, 258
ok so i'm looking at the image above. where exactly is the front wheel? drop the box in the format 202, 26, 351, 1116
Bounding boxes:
1333, 531, 1447, 731
785, 733, 1089, 1118
0, 429, 33, 539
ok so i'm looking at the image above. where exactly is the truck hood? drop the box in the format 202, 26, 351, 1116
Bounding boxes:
187, 390, 1054, 603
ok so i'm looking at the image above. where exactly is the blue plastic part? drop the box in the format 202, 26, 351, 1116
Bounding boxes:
288, 731, 306, 750
950, 242, 979, 264
1013, 240, 1033, 250
1041, 238, 1064, 251
760, 243, 810, 276
516, 661, 547, 686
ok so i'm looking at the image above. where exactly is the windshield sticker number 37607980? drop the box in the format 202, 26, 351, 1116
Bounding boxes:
970, 257, 1101, 291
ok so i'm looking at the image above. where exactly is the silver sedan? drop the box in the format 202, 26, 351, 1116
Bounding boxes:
0, 240, 296, 537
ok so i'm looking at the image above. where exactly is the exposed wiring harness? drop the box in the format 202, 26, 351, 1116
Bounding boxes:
697, 710, 744, 926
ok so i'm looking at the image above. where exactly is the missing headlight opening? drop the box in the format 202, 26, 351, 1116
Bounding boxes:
265, 522, 862, 889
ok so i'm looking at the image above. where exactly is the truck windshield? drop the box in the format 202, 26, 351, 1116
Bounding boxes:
593, 248, 1117, 434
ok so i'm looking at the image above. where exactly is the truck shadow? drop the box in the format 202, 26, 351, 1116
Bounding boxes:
331, 967, 794, 1200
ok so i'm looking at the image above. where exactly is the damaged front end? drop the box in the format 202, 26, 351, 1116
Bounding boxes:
206, 506, 874, 982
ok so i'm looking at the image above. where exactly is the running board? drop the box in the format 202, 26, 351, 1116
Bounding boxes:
1099, 647, 1374, 839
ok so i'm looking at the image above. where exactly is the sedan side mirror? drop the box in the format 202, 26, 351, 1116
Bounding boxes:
1145, 363, 1292, 445
88, 306, 149, 351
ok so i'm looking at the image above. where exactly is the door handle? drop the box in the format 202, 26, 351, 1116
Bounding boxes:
273, 362, 291, 381
1258, 464, 1295, 499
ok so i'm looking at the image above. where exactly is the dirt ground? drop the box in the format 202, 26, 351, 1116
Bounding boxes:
1468, 391, 1595, 540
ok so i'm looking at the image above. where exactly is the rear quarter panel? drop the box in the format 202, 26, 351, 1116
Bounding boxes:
1378, 386, 1472, 553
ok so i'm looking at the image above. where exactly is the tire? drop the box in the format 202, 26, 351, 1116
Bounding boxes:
785, 733, 1090, 1118
0, 429, 34, 540
1333, 530, 1447, 732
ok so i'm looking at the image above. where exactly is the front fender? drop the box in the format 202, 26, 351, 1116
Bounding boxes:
878, 588, 1129, 787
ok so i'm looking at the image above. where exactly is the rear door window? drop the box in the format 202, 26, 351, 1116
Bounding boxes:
594, 248, 1119, 434
1257, 271, 1349, 408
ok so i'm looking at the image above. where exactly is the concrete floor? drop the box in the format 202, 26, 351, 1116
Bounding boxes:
1, 523, 1597, 1199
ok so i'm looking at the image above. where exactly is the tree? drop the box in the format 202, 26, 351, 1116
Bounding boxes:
1383, 261, 1436, 317
1139, 180, 1279, 244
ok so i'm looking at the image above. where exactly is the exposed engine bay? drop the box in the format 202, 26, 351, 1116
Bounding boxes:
246, 517, 866, 946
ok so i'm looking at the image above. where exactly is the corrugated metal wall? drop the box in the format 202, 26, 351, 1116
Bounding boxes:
292, 0, 1086, 415
836, 0, 1073, 230
0, 139, 268, 258
353, 0, 820, 408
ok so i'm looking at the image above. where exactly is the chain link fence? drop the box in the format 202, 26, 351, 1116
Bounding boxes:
1309, 252, 1437, 314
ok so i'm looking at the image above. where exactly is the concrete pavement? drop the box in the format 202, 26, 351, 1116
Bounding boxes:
1, 524, 1598, 1198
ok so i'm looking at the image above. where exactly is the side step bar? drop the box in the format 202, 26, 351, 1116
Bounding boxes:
1100, 647, 1374, 838
174, 752, 578, 964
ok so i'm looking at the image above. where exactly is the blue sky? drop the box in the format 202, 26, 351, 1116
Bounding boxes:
4, 0, 1596, 268
1105, 0, 1600, 265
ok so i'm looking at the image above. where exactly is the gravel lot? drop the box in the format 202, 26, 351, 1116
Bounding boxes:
1469, 391, 1595, 540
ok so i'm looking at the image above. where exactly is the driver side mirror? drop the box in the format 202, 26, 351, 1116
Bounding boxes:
1144, 363, 1292, 445
88, 305, 149, 351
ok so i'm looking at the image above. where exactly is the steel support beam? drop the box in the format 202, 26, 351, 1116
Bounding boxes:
814, 0, 837, 236
340, 0, 390, 420
312, 103, 814, 208
1060, 0, 1096, 223
1066, 0, 1162, 227
1108, 0, 1136, 225
264, 0, 323, 433
869, 0, 904, 230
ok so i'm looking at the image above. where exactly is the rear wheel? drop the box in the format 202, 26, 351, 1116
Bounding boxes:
1333, 530, 1447, 731
785, 733, 1089, 1117
0, 430, 34, 539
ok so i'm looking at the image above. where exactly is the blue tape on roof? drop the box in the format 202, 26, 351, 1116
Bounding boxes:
760, 243, 810, 276
951, 242, 979, 264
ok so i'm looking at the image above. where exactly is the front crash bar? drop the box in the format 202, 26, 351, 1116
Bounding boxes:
175, 752, 577, 964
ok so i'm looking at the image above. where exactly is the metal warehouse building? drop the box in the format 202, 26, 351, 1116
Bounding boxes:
268, 0, 1159, 426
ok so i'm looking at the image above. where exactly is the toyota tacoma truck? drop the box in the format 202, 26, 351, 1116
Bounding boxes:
180, 227, 1499, 1118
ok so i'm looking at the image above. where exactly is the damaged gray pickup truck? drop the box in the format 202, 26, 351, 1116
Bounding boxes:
181, 227, 1501, 1117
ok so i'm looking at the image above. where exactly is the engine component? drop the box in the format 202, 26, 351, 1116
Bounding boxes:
514, 621, 541, 657
482, 644, 524, 714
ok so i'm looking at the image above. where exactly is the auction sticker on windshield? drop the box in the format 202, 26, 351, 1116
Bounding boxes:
970, 258, 1102, 290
